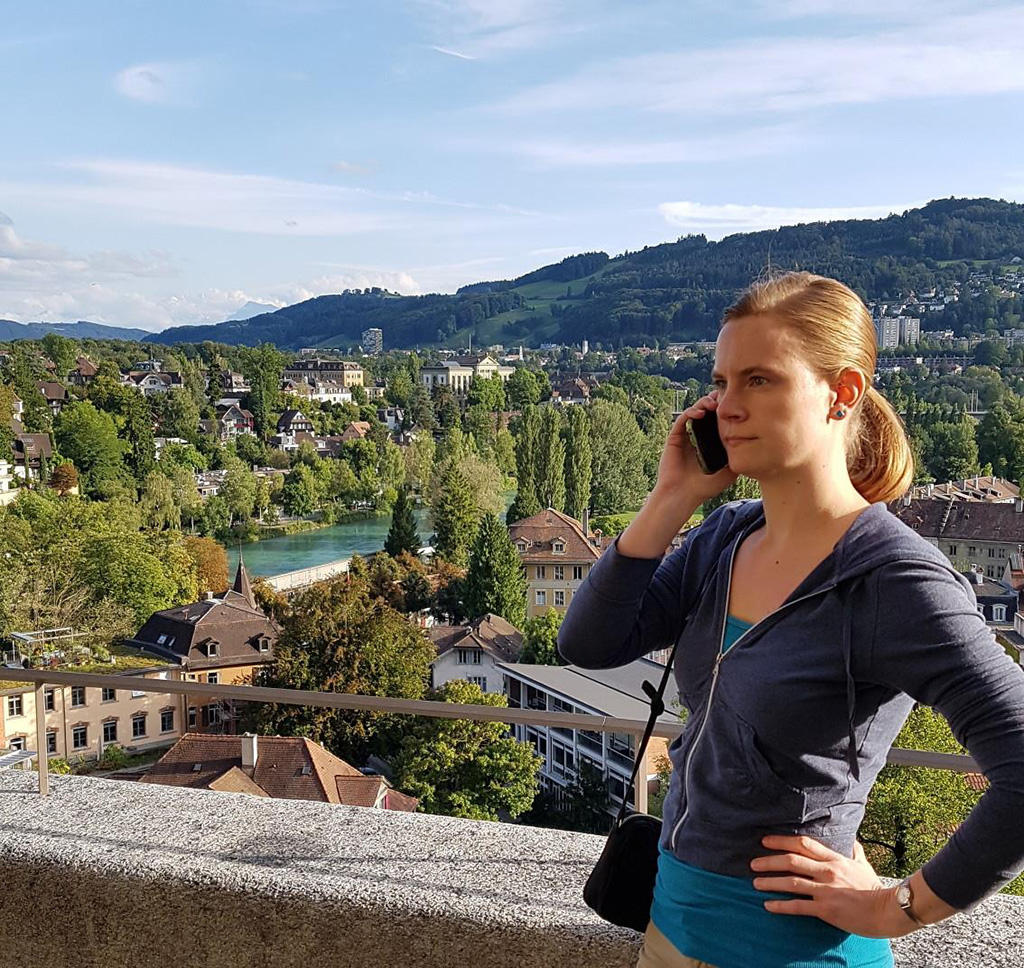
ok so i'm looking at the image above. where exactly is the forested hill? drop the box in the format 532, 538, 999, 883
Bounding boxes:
152, 197, 1024, 350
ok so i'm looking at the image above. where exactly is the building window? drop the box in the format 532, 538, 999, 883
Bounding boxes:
44, 689, 55, 712
7, 695, 23, 717
207, 641, 219, 657
205, 704, 222, 727
46, 731, 57, 755
572, 565, 583, 581
456, 648, 482, 665
72, 726, 88, 750
70, 686, 86, 708
554, 590, 565, 607
553, 565, 564, 581
102, 688, 116, 702
207, 672, 219, 685
536, 565, 546, 579
553, 541, 565, 554
467, 676, 487, 691
131, 689, 145, 699
968, 546, 976, 555
132, 714, 146, 739
994, 605, 1008, 622
535, 590, 546, 606
999, 548, 1006, 558
103, 720, 117, 744
9, 736, 25, 752
989, 548, 995, 558
258, 636, 270, 652
160, 709, 174, 733
187, 706, 198, 728
948, 544, 958, 556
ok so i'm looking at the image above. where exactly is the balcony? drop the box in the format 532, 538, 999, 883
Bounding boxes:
0, 670, 1021, 967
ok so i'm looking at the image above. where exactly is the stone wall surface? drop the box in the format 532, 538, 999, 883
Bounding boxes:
0, 772, 1020, 967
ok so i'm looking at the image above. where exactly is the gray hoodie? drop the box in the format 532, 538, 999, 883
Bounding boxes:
558, 499, 1024, 910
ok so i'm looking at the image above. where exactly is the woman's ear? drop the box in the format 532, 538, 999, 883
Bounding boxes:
833, 368, 867, 410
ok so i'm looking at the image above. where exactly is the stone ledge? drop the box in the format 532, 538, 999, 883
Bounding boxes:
0, 773, 1019, 967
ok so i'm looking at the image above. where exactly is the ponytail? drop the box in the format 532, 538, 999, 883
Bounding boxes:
847, 386, 914, 504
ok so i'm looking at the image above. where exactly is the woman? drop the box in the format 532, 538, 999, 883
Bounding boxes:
557, 272, 1024, 968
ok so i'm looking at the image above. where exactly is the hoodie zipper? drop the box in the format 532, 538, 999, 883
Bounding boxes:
669, 535, 837, 851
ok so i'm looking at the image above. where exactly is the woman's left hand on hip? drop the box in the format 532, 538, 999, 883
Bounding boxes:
750, 835, 915, 938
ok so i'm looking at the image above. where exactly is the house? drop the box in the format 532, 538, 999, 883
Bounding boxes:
340, 421, 372, 442
140, 733, 418, 810
127, 371, 184, 396
418, 354, 515, 398
220, 370, 251, 394
281, 359, 364, 388
376, 406, 404, 432
9, 394, 23, 433
0, 460, 18, 507
13, 433, 53, 479
365, 381, 387, 402
890, 496, 1024, 579
68, 356, 99, 386
124, 560, 278, 734
276, 410, 314, 436
429, 613, 524, 695
309, 382, 352, 405
498, 657, 677, 815
37, 381, 69, 415
195, 469, 227, 498
202, 404, 255, 442
507, 508, 604, 618
132, 360, 163, 372
547, 377, 592, 407
1, 662, 184, 762
960, 567, 1018, 624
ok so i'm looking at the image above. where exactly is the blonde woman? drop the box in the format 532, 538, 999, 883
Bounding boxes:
559, 272, 1024, 968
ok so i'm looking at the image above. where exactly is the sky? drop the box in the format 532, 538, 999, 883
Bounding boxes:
3, 0, 1024, 331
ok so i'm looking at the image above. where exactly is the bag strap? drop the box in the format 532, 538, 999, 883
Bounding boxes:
611, 556, 721, 831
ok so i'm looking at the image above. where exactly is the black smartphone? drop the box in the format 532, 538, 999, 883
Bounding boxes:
685, 410, 729, 475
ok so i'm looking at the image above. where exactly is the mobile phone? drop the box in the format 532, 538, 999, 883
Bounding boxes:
685, 410, 729, 475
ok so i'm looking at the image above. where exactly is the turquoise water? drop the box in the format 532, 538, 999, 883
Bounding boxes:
224, 509, 433, 579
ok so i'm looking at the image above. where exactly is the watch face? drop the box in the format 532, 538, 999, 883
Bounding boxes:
896, 884, 912, 907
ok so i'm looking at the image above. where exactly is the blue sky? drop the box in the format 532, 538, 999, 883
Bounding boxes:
3, 0, 1024, 331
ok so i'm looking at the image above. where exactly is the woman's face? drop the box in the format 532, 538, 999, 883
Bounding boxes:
712, 314, 839, 478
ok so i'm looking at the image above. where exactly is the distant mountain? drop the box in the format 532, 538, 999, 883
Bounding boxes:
150, 198, 1024, 351
0, 319, 150, 342
219, 301, 281, 323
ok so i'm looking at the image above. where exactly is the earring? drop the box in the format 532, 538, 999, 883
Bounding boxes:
832, 408, 846, 420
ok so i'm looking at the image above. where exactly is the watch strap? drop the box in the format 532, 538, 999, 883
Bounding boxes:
897, 877, 930, 928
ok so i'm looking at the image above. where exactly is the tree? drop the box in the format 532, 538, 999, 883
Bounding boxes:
467, 373, 505, 412
925, 416, 980, 482
281, 463, 320, 516
41, 332, 77, 377
431, 462, 480, 568
385, 486, 421, 558
53, 401, 126, 497
256, 575, 436, 764
49, 462, 79, 496
521, 608, 563, 664
121, 392, 156, 486
535, 406, 566, 511
587, 399, 651, 514
220, 455, 258, 524
508, 405, 542, 522
390, 679, 541, 820
200, 494, 231, 537
563, 404, 592, 522
184, 536, 229, 595
139, 470, 181, 531
238, 343, 286, 438
507, 367, 541, 410
157, 389, 200, 442
463, 512, 527, 627
403, 432, 436, 493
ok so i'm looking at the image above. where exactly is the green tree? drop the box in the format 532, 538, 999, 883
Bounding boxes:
535, 406, 566, 511
53, 401, 126, 497
587, 398, 650, 514
122, 392, 157, 487
157, 389, 200, 442
925, 415, 980, 482
521, 608, 563, 665
281, 463, 320, 516
139, 470, 181, 531
385, 486, 421, 558
220, 455, 258, 524
238, 343, 286, 437
390, 679, 541, 820
507, 367, 541, 410
41, 332, 77, 377
431, 462, 479, 568
256, 575, 436, 764
467, 373, 505, 412
508, 405, 542, 522
563, 404, 592, 521
463, 512, 527, 627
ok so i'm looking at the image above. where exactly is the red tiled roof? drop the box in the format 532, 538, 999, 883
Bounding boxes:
507, 507, 602, 562
429, 613, 523, 662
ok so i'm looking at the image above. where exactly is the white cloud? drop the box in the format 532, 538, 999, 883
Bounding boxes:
492, 6, 1024, 117
113, 61, 199, 105
430, 45, 476, 60
658, 200, 920, 238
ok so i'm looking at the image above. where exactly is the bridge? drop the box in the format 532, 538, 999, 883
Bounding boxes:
263, 545, 435, 593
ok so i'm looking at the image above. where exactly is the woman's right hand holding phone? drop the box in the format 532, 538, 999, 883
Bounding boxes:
653, 391, 738, 508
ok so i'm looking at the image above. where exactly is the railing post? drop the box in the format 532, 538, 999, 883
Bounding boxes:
633, 731, 648, 815
35, 680, 49, 797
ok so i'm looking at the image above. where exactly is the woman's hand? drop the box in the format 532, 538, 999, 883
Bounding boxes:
652, 391, 737, 508
751, 835, 918, 939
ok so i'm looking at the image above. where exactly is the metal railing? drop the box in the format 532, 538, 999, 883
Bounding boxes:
0, 667, 980, 810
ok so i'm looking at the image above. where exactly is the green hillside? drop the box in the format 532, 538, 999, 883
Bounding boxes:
151, 198, 1024, 351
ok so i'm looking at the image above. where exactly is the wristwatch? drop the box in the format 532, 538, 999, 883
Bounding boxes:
895, 877, 930, 929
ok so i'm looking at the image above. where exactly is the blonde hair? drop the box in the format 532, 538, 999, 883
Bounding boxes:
722, 271, 913, 504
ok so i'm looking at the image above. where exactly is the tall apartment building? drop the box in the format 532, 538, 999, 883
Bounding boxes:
898, 315, 921, 346
507, 508, 605, 619
874, 316, 900, 349
361, 328, 383, 355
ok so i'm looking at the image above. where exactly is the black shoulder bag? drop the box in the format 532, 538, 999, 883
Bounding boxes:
582, 557, 721, 933
581, 643, 680, 932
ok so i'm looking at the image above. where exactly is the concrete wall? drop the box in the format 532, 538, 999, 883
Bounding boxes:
0, 772, 1020, 968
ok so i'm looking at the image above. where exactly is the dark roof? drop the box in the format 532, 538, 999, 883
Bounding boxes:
142, 733, 418, 809
232, 557, 255, 608
37, 381, 68, 402
14, 433, 53, 463
277, 410, 312, 431
890, 498, 1024, 544
126, 563, 277, 668
428, 613, 524, 663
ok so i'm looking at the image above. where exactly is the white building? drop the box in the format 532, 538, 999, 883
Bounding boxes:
419, 354, 515, 397
874, 316, 900, 349
0, 460, 18, 507
499, 658, 678, 815
429, 614, 523, 696
898, 316, 921, 346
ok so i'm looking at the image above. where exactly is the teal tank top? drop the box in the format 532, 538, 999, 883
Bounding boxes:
649, 614, 893, 968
